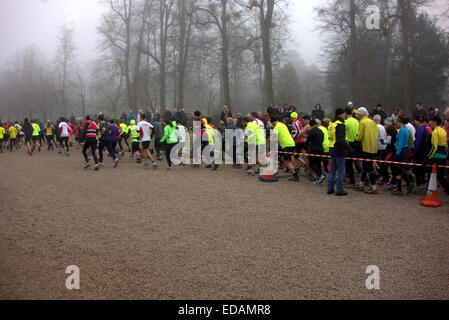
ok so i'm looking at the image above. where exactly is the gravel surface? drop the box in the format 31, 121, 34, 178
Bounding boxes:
0, 149, 448, 300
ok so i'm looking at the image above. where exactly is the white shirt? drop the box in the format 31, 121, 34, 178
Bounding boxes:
136, 121, 153, 142
59, 122, 69, 138
253, 119, 265, 129
178, 125, 187, 143
377, 124, 387, 151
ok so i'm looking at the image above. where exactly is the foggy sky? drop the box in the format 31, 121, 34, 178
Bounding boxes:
0, 0, 447, 68
0, 0, 323, 68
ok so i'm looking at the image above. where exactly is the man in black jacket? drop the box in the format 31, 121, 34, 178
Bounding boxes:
22, 118, 33, 155
327, 108, 349, 196
372, 104, 387, 124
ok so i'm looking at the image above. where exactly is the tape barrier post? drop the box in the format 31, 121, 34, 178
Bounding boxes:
420, 164, 442, 208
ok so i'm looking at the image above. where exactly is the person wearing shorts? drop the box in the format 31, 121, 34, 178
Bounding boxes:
22, 118, 33, 155
129, 120, 142, 162
7, 124, 18, 152
137, 114, 157, 169
58, 118, 70, 156
82, 116, 100, 171
31, 120, 41, 153
271, 116, 299, 182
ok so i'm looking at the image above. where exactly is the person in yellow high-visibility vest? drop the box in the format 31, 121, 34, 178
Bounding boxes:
204, 117, 219, 171
242, 117, 265, 175
327, 109, 349, 196
119, 120, 130, 153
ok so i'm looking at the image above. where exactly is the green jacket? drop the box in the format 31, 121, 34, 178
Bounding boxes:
161, 122, 179, 144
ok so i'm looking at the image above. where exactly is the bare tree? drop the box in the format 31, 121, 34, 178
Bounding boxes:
55, 26, 77, 117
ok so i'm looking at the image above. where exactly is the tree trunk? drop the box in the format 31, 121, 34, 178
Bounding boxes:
259, 0, 275, 105
398, 0, 411, 115
177, 0, 193, 108
349, 0, 360, 104
220, 0, 231, 108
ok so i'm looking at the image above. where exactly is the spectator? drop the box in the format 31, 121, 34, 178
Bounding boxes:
372, 104, 387, 124
178, 108, 187, 126
220, 106, 232, 122
391, 108, 400, 120
312, 103, 325, 121
164, 108, 172, 122
127, 110, 137, 123
413, 102, 428, 121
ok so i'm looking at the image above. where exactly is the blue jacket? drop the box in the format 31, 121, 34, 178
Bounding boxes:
395, 126, 410, 156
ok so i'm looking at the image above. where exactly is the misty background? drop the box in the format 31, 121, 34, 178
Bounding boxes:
0, 0, 448, 122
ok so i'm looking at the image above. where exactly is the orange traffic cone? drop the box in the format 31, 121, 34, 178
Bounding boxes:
420, 164, 442, 208
259, 152, 278, 183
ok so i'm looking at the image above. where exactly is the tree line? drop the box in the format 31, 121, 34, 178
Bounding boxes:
0, 0, 447, 122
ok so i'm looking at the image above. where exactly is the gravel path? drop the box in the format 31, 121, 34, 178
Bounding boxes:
1, 149, 448, 299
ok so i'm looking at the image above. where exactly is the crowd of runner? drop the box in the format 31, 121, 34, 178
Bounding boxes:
1, 102, 448, 197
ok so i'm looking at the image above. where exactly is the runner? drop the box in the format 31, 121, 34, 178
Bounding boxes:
7, 123, 18, 152
344, 107, 360, 187
0, 123, 5, 153
136, 114, 157, 169
354, 107, 379, 194
327, 109, 349, 196
22, 118, 33, 155
427, 116, 449, 195
271, 116, 299, 182
82, 115, 100, 171
291, 112, 306, 172
98, 115, 119, 168
119, 119, 130, 155
31, 120, 41, 153
251, 112, 265, 130
305, 119, 325, 184
129, 120, 142, 162
45, 120, 55, 151
58, 118, 71, 156
160, 119, 179, 170
391, 116, 415, 196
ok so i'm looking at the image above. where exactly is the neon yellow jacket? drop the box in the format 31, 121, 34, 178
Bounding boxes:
357, 116, 378, 154
318, 126, 329, 153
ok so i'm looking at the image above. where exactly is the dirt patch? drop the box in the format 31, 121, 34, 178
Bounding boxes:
1, 149, 448, 299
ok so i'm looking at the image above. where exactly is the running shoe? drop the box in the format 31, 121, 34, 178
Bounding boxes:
317, 175, 327, 185
364, 189, 378, 195
392, 191, 404, 196
144, 161, 150, 169
289, 176, 300, 182
353, 185, 365, 192
113, 159, 119, 168
152, 162, 158, 170
84, 163, 91, 169
94, 164, 100, 171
